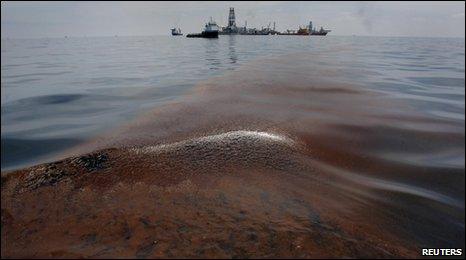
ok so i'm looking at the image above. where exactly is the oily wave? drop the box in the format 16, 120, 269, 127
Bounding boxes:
129, 130, 295, 155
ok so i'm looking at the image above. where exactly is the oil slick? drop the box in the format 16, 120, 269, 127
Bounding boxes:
130, 130, 295, 155
2, 49, 464, 258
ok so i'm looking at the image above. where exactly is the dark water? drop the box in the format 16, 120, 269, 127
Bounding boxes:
1, 35, 465, 254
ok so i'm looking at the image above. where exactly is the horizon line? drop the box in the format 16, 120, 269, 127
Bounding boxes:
2, 34, 465, 40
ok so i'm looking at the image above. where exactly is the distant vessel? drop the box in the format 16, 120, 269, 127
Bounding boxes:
310, 27, 331, 36
187, 18, 219, 38
279, 21, 331, 36
179, 7, 331, 37
171, 28, 183, 36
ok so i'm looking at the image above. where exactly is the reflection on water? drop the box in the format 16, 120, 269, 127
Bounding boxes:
203, 38, 221, 70
228, 36, 237, 64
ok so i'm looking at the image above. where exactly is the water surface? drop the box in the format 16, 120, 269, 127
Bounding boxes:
1, 35, 464, 255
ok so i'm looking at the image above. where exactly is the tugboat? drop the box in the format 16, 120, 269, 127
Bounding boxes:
187, 18, 219, 38
171, 27, 183, 36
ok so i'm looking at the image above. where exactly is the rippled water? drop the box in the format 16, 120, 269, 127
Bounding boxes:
0, 35, 326, 170
2, 36, 464, 172
1, 35, 465, 256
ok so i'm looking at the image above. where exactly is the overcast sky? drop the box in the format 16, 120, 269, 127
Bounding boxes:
1, 1, 465, 38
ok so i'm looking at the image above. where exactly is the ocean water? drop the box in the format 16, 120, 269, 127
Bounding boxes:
1, 35, 465, 254
2, 36, 464, 171
1, 35, 336, 170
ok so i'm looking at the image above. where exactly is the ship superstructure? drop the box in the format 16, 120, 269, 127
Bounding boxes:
171, 27, 182, 36
186, 17, 219, 38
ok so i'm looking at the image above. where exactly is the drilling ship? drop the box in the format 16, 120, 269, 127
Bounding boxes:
218, 7, 280, 35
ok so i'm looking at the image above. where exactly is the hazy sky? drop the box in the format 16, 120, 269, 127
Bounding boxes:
1, 1, 465, 38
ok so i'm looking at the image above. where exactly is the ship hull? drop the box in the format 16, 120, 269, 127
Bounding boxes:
187, 31, 218, 38
310, 32, 328, 36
